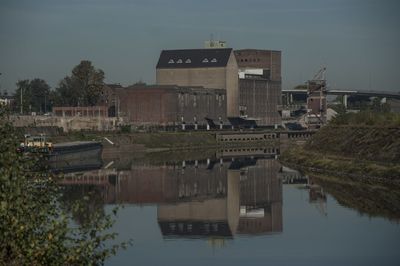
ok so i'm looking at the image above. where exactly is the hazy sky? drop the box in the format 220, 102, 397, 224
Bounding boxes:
0, 0, 399, 93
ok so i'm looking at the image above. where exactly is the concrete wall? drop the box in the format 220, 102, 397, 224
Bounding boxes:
11, 115, 120, 132
226, 52, 240, 117
156, 51, 239, 117
156, 67, 226, 89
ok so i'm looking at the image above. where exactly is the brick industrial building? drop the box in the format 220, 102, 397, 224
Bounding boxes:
52, 44, 283, 129
116, 84, 226, 126
156, 48, 239, 118
234, 49, 282, 126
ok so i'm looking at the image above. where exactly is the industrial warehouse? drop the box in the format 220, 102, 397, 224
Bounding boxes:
53, 41, 283, 130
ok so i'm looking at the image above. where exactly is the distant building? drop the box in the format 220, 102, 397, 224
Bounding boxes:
0, 95, 14, 107
156, 48, 239, 117
53, 106, 109, 117
388, 98, 400, 113
234, 49, 282, 126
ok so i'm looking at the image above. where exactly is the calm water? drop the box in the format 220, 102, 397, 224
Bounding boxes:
59, 150, 400, 266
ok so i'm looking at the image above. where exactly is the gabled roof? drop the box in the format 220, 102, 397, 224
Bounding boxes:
156, 48, 232, 69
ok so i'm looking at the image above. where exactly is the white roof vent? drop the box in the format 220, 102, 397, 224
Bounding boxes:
168, 59, 174, 64
211, 58, 217, 63
202, 58, 209, 63
177, 59, 183, 63
185, 59, 191, 63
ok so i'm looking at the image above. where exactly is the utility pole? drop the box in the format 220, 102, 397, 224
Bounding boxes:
20, 86, 23, 115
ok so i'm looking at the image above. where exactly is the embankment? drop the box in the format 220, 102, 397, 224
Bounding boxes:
281, 125, 400, 182
51, 131, 218, 150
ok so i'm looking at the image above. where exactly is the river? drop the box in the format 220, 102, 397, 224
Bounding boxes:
58, 148, 400, 266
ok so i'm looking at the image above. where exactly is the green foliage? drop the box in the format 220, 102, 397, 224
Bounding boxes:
293, 84, 307, 90
0, 107, 128, 265
53, 60, 105, 107
119, 125, 131, 133
14, 79, 51, 114
329, 103, 347, 115
330, 110, 400, 127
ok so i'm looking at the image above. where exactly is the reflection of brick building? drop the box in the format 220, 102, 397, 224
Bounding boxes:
237, 159, 283, 234
234, 49, 282, 126
62, 157, 283, 237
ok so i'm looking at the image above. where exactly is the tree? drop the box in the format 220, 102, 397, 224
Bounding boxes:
14, 79, 50, 114
53, 61, 105, 107
294, 84, 307, 90
0, 108, 128, 264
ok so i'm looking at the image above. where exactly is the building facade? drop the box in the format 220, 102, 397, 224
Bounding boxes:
156, 48, 239, 117
117, 84, 227, 126
234, 49, 282, 126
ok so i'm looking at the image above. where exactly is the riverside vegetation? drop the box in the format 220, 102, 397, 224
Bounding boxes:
280, 110, 400, 220
0, 108, 129, 265
281, 110, 400, 183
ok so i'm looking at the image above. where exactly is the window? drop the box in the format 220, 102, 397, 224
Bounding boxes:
185, 59, 191, 63
202, 58, 209, 63
177, 59, 183, 63
168, 59, 174, 64
211, 58, 217, 63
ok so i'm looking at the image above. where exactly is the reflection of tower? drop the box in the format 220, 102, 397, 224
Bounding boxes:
308, 177, 327, 216
237, 159, 283, 235
157, 160, 240, 239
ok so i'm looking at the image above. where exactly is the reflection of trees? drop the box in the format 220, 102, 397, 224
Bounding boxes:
312, 175, 400, 221
60, 185, 106, 226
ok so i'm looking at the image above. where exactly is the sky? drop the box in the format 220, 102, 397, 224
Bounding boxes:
0, 0, 399, 93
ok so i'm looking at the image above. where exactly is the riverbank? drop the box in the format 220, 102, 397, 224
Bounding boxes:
307, 173, 400, 221
51, 131, 218, 149
280, 117, 400, 183
282, 146, 400, 184
50, 130, 281, 152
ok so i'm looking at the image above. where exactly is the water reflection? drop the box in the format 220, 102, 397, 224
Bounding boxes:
59, 152, 287, 239
58, 148, 400, 244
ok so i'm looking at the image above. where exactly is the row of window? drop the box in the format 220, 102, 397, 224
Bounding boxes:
167, 58, 218, 64
220, 134, 277, 142
239, 58, 261, 63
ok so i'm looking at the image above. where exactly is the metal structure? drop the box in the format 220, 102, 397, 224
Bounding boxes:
306, 67, 327, 127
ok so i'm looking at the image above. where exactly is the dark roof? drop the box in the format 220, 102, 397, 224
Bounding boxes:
156, 48, 232, 69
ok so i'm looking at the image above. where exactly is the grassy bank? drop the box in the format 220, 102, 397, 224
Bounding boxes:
282, 146, 400, 182
281, 111, 400, 182
51, 131, 218, 149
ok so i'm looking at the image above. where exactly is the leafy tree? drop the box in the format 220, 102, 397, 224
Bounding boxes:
294, 84, 307, 90
370, 97, 391, 113
53, 61, 105, 107
0, 107, 129, 264
14, 79, 51, 114
330, 103, 347, 115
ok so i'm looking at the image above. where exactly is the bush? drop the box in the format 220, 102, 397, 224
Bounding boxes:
0, 107, 128, 265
